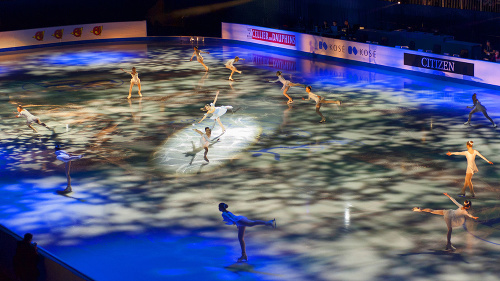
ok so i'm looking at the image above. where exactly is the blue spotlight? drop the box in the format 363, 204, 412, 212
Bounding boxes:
43, 51, 140, 66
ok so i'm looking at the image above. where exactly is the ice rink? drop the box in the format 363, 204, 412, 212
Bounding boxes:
1, 38, 499, 280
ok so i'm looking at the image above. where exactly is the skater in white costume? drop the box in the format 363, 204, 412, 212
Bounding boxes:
302, 86, 341, 123
219, 203, 276, 262
198, 91, 233, 132
225, 56, 244, 81
413, 193, 478, 251
193, 127, 212, 162
464, 93, 496, 127
120, 67, 142, 99
16, 105, 51, 133
190, 46, 209, 71
447, 141, 493, 197
55, 145, 84, 194
269, 71, 305, 104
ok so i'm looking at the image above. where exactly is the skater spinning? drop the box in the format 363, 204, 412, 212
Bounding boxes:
16, 105, 51, 133
302, 86, 341, 123
198, 91, 233, 133
269, 71, 305, 104
447, 141, 493, 198
190, 46, 209, 71
55, 145, 84, 194
413, 193, 478, 251
225, 56, 244, 81
219, 203, 276, 262
120, 67, 142, 99
464, 93, 496, 127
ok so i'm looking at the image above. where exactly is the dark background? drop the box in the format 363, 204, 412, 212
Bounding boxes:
0, 0, 498, 46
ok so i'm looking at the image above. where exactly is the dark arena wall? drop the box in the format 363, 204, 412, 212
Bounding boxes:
0, 0, 499, 44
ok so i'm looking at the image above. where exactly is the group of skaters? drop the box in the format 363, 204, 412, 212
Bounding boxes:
13, 45, 499, 260
414, 140, 493, 251
186, 46, 345, 163
411, 93, 496, 251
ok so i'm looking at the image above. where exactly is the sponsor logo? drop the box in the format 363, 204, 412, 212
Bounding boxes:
248, 28, 295, 46
404, 53, 474, 76
252, 54, 296, 71
348, 46, 358, 55
318, 41, 377, 58
357, 47, 376, 58
91, 26, 103, 36
52, 29, 63, 39
33, 31, 45, 41
71, 27, 83, 37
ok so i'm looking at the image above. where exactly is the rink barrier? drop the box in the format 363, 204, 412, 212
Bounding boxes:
0, 21, 146, 52
0, 224, 94, 281
222, 22, 500, 88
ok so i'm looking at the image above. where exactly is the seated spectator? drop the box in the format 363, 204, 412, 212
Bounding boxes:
483, 40, 495, 61
331, 21, 339, 35
13, 233, 39, 281
321, 20, 329, 32
343, 20, 351, 38
494, 50, 500, 62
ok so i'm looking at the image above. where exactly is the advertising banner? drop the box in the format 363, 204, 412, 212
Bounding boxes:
222, 22, 500, 88
404, 53, 474, 76
0, 21, 147, 50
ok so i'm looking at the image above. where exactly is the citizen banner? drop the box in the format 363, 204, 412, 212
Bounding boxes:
404, 53, 474, 76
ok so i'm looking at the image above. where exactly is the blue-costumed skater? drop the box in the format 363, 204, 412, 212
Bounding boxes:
55, 145, 84, 194
219, 203, 276, 262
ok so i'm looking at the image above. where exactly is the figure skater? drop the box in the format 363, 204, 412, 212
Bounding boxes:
16, 105, 51, 133
412, 193, 478, 251
269, 71, 305, 104
120, 67, 142, 99
225, 56, 244, 81
190, 46, 209, 71
198, 91, 233, 133
55, 145, 84, 194
219, 202, 276, 262
193, 127, 213, 162
464, 93, 496, 127
447, 140, 493, 198
302, 86, 341, 123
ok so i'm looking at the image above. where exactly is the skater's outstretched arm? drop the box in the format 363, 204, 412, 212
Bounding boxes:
465, 211, 478, 220
476, 150, 493, 164
446, 151, 466, 156
212, 91, 220, 105
189, 51, 196, 61
268, 78, 280, 83
444, 193, 462, 208
120, 68, 131, 74
193, 129, 203, 135
198, 114, 208, 123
